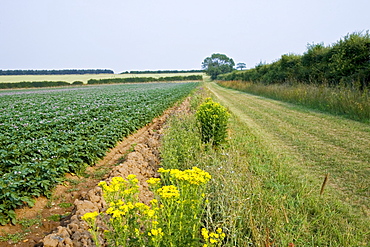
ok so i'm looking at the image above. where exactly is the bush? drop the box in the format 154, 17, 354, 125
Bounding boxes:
0, 81, 71, 89
72, 81, 84, 85
196, 98, 229, 145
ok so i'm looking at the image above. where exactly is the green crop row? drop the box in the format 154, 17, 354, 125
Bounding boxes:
0, 82, 198, 225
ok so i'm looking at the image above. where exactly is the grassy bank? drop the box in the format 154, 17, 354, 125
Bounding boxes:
217, 80, 370, 123
160, 85, 369, 246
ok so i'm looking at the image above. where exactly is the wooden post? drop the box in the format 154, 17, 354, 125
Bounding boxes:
320, 173, 329, 195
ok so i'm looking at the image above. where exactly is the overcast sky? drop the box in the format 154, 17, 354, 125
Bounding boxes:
1, 0, 369, 73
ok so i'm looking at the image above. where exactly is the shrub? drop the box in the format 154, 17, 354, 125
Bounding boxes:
72, 81, 83, 85
196, 98, 229, 145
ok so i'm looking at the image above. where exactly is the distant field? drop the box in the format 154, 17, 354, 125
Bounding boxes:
0, 72, 204, 84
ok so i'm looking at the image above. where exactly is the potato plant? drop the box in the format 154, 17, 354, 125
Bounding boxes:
0, 82, 197, 225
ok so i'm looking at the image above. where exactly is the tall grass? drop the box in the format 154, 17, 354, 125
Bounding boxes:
160, 87, 369, 246
218, 80, 370, 123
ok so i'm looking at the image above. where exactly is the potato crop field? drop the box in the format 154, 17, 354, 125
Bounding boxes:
0, 82, 197, 225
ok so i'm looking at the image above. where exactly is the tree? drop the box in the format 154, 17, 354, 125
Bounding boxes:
202, 53, 235, 80
236, 62, 247, 70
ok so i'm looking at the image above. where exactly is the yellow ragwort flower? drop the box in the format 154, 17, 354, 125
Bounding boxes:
148, 228, 164, 237
150, 199, 158, 205
81, 211, 99, 221
111, 209, 125, 218
210, 238, 218, 244
111, 176, 126, 184
147, 177, 161, 186
127, 174, 137, 181
135, 202, 150, 211
156, 185, 180, 199
157, 167, 170, 173
98, 181, 107, 187
201, 228, 209, 239
167, 167, 212, 185
147, 209, 155, 217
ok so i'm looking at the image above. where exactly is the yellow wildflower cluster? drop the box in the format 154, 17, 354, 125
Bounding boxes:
148, 228, 163, 236
156, 185, 180, 199
158, 167, 212, 185
81, 211, 100, 245
98, 176, 127, 192
201, 228, 226, 246
98, 175, 140, 203
106, 201, 153, 219
81, 211, 99, 222
147, 177, 161, 186
82, 168, 218, 247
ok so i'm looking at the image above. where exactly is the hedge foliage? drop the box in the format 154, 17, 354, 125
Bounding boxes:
218, 32, 370, 89
0, 81, 71, 89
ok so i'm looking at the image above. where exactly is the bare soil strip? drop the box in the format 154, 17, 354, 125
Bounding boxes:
207, 82, 370, 214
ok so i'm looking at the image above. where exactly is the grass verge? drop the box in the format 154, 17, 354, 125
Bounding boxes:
217, 80, 370, 123
160, 86, 369, 246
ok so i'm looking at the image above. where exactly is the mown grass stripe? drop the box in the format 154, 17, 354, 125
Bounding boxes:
207, 82, 369, 213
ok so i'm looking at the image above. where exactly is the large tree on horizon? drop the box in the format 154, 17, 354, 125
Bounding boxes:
236, 62, 247, 70
202, 53, 235, 80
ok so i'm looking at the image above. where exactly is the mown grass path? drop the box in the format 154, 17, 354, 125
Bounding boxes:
207, 82, 370, 214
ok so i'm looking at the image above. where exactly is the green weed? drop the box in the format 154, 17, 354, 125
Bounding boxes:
58, 203, 73, 208
0, 231, 25, 244
196, 97, 229, 145
18, 216, 42, 231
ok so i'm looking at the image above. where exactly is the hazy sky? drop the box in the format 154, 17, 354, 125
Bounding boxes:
1, 0, 369, 73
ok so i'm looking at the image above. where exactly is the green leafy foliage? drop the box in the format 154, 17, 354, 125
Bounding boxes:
0, 81, 71, 89
0, 82, 197, 225
218, 31, 370, 89
202, 53, 235, 80
196, 98, 229, 146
